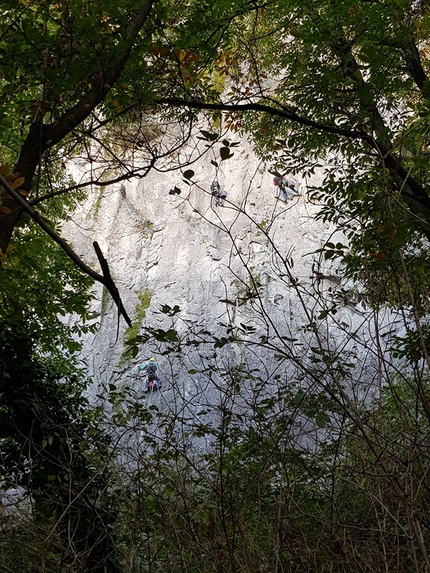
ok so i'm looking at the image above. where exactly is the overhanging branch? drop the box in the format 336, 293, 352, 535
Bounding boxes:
156, 96, 430, 234
155, 97, 368, 140
30, 172, 143, 207
0, 174, 132, 328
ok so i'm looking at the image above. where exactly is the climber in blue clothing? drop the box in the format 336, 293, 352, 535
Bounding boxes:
286, 180, 300, 196
273, 176, 299, 201
140, 357, 161, 392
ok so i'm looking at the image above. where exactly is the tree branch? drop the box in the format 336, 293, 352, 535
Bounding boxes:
29, 172, 143, 207
402, 39, 429, 95
156, 96, 430, 236
42, 0, 154, 150
155, 97, 368, 140
0, 174, 132, 328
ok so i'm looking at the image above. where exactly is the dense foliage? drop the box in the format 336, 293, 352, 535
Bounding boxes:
1, 0, 430, 571
1, 0, 430, 314
0, 321, 121, 572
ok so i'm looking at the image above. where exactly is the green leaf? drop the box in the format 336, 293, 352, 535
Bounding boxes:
199, 130, 219, 141
131, 346, 139, 358
125, 335, 144, 345
220, 147, 234, 161
315, 412, 331, 428
165, 329, 178, 341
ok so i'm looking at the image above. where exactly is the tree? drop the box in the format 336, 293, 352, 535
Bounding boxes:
152, 0, 430, 311
0, 0, 157, 244
3, 0, 430, 318
0, 320, 124, 572
2, 2, 430, 568
0, 0, 159, 323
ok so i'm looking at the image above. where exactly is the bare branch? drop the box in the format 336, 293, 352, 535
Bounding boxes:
155, 97, 368, 140
0, 174, 132, 328
29, 172, 144, 206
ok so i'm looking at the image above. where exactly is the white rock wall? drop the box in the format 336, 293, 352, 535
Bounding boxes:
63, 133, 402, 410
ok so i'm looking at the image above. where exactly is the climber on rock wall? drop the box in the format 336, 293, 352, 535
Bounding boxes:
211, 180, 227, 207
273, 176, 300, 201
140, 357, 161, 392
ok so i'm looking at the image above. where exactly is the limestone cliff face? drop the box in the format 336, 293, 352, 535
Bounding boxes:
64, 136, 399, 400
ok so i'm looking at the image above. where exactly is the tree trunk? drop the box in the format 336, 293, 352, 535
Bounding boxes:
0, 0, 154, 255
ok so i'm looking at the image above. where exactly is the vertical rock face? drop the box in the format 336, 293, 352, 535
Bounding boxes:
64, 137, 399, 400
